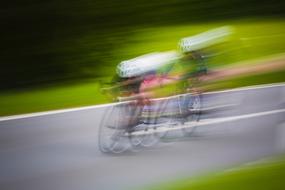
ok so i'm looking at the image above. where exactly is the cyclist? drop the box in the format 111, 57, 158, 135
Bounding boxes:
139, 25, 233, 94
113, 26, 232, 127
113, 50, 206, 127
115, 51, 179, 100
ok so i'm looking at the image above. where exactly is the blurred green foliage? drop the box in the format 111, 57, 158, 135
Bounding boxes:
1, 0, 285, 89
0, 79, 109, 116
203, 68, 285, 91
146, 156, 285, 190
0, 64, 284, 116
115, 20, 285, 68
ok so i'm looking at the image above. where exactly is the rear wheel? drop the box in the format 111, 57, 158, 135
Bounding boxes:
181, 93, 202, 135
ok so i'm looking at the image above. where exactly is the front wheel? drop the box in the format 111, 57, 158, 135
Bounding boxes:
98, 103, 135, 154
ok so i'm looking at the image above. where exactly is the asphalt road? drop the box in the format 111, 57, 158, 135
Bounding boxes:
0, 84, 285, 190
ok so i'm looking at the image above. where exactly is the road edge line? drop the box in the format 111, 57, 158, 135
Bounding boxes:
0, 82, 284, 122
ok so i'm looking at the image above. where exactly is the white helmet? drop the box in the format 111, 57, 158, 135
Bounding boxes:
117, 51, 179, 78
179, 26, 233, 53
116, 60, 142, 78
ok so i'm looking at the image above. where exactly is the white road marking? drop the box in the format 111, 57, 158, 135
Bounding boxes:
0, 82, 284, 122
204, 82, 285, 95
0, 103, 117, 122
195, 108, 285, 126
201, 103, 237, 112
129, 108, 285, 136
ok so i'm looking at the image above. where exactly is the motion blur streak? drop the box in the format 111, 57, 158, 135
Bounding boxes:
1, 0, 285, 89
0, 84, 284, 190
1, 0, 285, 190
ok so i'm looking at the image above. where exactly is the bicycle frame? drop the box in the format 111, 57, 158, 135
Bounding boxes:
98, 66, 205, 153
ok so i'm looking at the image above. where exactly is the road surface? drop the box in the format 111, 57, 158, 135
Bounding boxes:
0, 83, 285, 190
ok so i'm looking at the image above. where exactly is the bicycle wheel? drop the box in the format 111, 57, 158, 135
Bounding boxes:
98, 103, 133, 154
154, 98, 175, 139
127, 105, 145, 150
181, 93, 202, 135
130, 101, 161, 148
140, 126, 160, 147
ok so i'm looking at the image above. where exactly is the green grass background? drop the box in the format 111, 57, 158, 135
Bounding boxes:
1, 19, 285, 116
145, 156, 285, 190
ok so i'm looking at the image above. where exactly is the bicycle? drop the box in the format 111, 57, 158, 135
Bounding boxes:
98, 77, 203, 154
